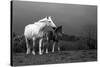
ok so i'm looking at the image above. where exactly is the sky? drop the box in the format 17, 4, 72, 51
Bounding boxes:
12, 1, 97, 36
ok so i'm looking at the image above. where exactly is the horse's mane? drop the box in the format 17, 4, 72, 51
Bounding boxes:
34, 20, 49, 24
55, 26, 62, 32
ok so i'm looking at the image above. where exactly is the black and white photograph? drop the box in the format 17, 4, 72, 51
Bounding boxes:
11, 0, 97, 66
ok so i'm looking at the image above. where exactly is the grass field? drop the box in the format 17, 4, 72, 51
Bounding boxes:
12, 49, 97, 66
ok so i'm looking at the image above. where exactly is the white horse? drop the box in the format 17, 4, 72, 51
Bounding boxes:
24, 16, 56, 55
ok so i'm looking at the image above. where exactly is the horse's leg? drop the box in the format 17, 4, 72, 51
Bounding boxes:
58, 45, 60, 51
46, 47, 48, 54
32, 38, 35, 55
57, 42, 60, 51
39, 38, 43, 55
42, 39, 45, 54
25, 37, 30, 54
52, 42, 56, 53
46, 41, 49, 54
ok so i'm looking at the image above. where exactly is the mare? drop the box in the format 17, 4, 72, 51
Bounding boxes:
24, 16, 56, 55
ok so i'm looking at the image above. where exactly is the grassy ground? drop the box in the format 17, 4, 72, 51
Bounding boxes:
12, 50, 97, 66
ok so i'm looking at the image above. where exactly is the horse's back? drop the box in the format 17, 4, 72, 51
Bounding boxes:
24, 23, 45, 38
24, 24, 39, 38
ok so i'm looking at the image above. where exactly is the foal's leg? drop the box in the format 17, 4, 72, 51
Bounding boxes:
52, 42, 56, 53
39, 38, 43, 55
25, 37, 30, 54
42, 39, 45, 54
46, 48, 48, 53
46, 44, 48, 54
32, 38, 35, 55
46, 41, 49, 54
58, 45, 60, 51
57, 42, 60, 51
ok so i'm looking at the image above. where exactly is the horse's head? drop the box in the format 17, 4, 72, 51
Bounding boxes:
46, 16, 57, 28
38, 16, 56, 28
54, 26, 63, 37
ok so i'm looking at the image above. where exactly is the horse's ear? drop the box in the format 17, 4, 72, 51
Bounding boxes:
57, 25, 62, 30
55, 25, 62, 32
59, 25, 62, 29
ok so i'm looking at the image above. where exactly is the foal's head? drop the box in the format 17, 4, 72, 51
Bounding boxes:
43, 26, 63, 41
52, 26, 63, 41
54, 26, 63, 37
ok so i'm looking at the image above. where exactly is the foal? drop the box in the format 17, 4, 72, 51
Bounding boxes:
42, 26, 63, 53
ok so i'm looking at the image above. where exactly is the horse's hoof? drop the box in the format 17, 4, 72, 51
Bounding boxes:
52, 51, 54, 53
39, 54, 42, 55
46, 52, 48, 54
26, 52, 30, 55
32, 51, 35, 55
32, 53, 35, 55
39, 53, 43, 55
